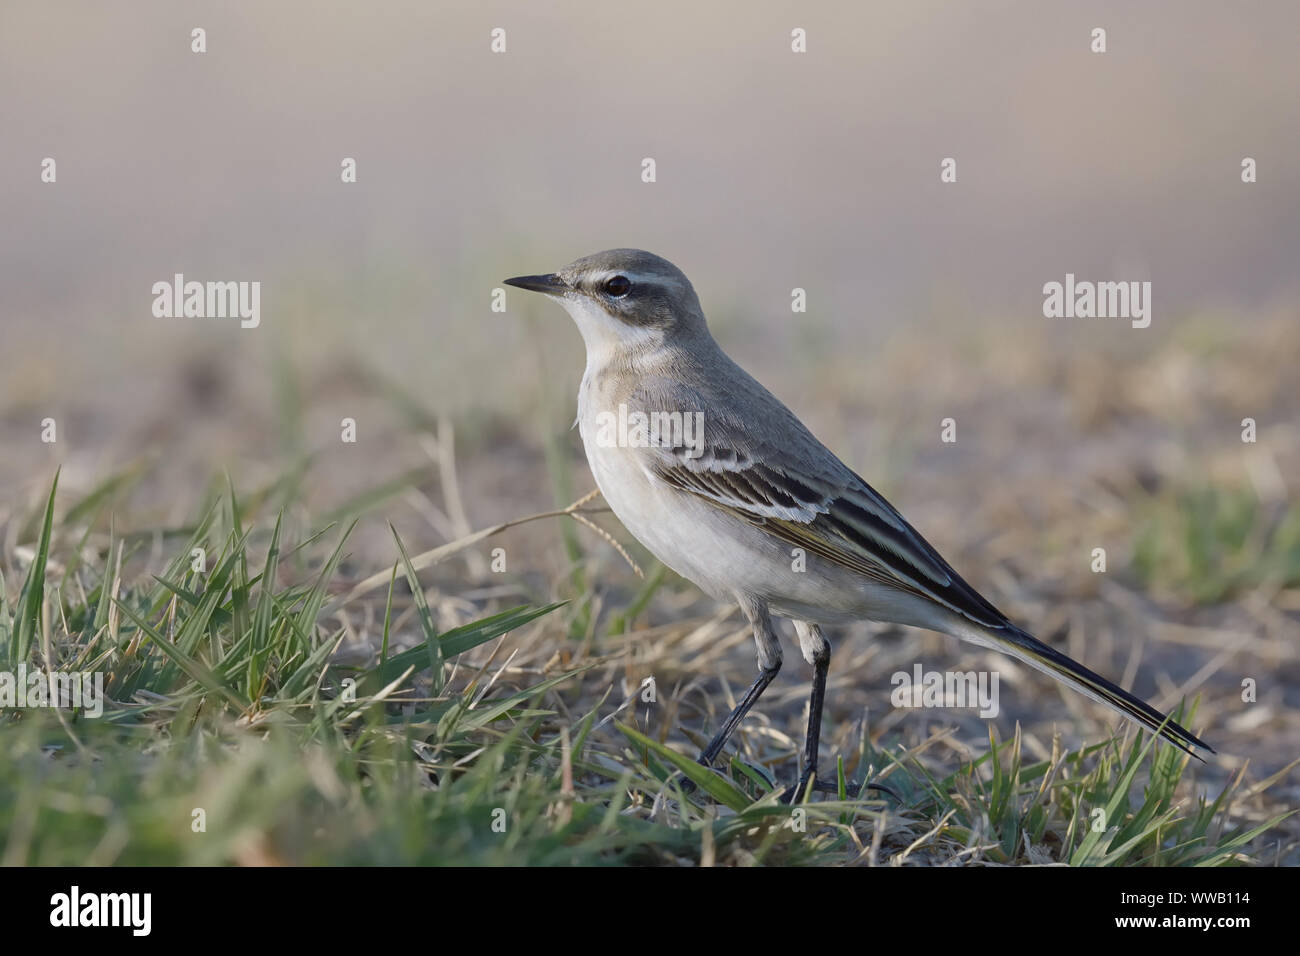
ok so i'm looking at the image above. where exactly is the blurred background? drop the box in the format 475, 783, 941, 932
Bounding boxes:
1, 1, 1297, 807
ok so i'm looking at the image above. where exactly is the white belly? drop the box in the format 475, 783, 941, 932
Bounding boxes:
579, 425, 740, 602
575, 380, 952, 633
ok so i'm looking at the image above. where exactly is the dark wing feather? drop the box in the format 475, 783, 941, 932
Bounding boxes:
650, 448, 1010, 630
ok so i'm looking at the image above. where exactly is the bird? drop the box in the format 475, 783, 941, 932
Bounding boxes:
504, 248, 1211, 802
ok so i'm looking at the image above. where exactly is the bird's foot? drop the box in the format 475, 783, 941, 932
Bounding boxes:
679, 755, 899, 805
674, 755, 714, 795
785, 773, 900, 804
784, 772, 814, 805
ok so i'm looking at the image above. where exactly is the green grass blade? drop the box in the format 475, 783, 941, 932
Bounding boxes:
617, 721, 751, 812
390, 524, 444, 694
113, 599, 251, 711
12, 470, 59, 666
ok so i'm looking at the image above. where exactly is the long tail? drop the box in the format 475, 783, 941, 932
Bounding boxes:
975, 622, 1213, 760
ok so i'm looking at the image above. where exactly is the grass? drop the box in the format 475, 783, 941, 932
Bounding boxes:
1, 468, 1294, 866
1133, 485, 1300, 604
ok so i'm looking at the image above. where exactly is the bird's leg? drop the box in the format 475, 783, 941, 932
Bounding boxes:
697, 663, 780, 767
788, 621, 830, 804
697, 599, 782, 768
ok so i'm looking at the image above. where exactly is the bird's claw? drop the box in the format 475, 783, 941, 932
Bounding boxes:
678, 756, 899, 805
787, 775, 900, 804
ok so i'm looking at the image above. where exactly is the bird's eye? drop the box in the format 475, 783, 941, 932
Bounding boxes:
603, 275, 631, 298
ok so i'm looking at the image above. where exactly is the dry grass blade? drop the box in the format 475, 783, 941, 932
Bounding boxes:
321, 491, 612, 615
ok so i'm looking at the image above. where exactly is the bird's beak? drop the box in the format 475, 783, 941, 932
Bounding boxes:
503, 273, 568, 296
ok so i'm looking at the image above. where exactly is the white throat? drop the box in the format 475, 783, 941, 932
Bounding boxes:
558, 293, 663, 373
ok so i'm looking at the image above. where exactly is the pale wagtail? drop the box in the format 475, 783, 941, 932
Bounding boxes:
505, 249, 1211, 802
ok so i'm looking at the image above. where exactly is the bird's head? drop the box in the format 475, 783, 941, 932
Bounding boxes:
505, 248, 708, 359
